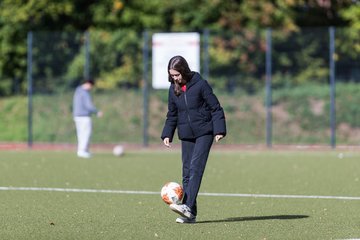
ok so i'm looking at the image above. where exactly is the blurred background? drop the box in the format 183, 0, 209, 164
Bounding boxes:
0, 0, 359, 148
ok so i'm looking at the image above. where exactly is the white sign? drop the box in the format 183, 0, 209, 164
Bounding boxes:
152, 32, 200, 89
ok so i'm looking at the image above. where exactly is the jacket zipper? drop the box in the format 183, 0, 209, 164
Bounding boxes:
184, 92, 195, 137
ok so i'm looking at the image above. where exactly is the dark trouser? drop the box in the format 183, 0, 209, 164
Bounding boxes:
181, 134, 213, 217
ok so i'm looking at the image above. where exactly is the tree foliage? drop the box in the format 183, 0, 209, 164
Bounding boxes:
0, 0, 358, 95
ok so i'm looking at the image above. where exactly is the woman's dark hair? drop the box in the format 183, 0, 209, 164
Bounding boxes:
168, 56, 193, 96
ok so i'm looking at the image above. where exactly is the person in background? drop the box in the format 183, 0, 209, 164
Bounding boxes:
72, 79, 103, 158
161, 55, 227, 223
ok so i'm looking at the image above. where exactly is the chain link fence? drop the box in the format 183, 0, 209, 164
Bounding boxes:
23, 27, 360, 147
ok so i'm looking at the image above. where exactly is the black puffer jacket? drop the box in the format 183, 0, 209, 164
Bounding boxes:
161, 72, 227, 142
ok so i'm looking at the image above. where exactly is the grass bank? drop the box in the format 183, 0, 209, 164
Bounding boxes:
1, 83, 360, 145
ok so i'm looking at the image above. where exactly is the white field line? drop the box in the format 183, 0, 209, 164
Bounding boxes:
0, 186, 360, 201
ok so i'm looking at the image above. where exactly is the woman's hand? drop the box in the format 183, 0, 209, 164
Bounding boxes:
163, 137, 171, 147
215, 134, 224, 142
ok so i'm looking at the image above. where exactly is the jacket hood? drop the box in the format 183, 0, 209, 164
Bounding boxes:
187, 72, 202, 89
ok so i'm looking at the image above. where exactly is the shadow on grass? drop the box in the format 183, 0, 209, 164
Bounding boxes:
197, 215, 309, 224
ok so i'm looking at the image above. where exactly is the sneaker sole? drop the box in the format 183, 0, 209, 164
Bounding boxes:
176, 217, 196, 224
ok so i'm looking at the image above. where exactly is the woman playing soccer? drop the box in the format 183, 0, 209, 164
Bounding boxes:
161, 55, 227, 223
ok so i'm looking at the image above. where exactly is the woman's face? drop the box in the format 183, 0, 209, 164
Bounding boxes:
169, 69, 185, 85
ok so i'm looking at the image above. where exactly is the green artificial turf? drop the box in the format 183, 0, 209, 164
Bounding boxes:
0, 149, 359, 239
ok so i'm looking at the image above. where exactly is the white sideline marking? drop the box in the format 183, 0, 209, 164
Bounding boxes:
0, 186, 360, 201
200, 192, 360, 200
0, 186, 158, 195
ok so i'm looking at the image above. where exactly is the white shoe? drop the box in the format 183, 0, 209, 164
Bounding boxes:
169, 204, 194, 219
176, 217, 196, 224
77, 151, 91, 158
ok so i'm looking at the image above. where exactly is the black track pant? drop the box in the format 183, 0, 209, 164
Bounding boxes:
181, 134, 213, 216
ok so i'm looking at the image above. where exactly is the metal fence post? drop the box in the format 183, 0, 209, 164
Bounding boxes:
329, 26, 336, 148
142, 30, 149, 147
84, 31, 90, 80
202, 29, 209, 80
27, 31, 33, 148
265, 28, 272, 148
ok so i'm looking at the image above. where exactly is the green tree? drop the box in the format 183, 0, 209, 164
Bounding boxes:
340, 1, 360, 53
0, 0, 358, 96
0, 0, 77, 95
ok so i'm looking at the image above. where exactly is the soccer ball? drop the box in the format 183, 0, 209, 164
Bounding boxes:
113, 145, 124, 156
161, 182, 183, 205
